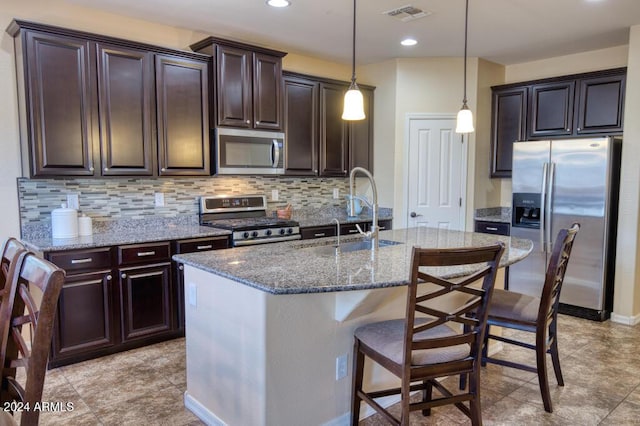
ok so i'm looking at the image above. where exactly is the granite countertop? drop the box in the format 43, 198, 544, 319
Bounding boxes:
474, 207, 512, 224
22, 220, 231, 252
174, 227, 532, 295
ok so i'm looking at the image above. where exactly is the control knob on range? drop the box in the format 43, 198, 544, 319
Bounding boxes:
279, 228, 286, 235
265, 229, 272, 236
251, 231, 259, 238
243, 231, 250, 239
287, 228, 294, 234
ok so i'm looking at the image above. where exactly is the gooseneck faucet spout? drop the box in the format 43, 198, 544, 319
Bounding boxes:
348, 167, 379, 249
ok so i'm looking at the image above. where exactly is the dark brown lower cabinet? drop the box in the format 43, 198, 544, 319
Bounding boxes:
119, 262, 172, 342
300, 219, 392, 240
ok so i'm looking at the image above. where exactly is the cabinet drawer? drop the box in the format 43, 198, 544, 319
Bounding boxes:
174, 236, 229, 254
118, 242, 170, 266
340, 223, 363, 235
474, 221, 510, 236
48, 248, 113, 273
300, 226, 337, 240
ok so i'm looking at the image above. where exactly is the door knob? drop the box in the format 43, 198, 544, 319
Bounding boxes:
410, 212, 422, 218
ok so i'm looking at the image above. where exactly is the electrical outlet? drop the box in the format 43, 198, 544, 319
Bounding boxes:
188, 283, 197, 307
272, 189, 279, 201
154, 192, 165, 207
336, 354, 348, 380
333, 188, 340, 199
66, 193, 79, 210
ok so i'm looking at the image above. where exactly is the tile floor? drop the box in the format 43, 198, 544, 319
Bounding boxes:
12, 314, 640, 425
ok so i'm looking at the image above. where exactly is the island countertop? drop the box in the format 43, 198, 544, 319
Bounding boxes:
174, 227, 532, 295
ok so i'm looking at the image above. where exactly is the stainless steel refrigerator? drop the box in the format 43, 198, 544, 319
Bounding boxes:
510, 137, 621, 320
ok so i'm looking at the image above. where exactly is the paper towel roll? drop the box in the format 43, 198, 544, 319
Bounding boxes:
78, 215, 93, 236
51, 203, 78, 239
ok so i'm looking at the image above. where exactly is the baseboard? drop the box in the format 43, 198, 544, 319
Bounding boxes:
610, 312, 640, 326
184, 391, 225, 426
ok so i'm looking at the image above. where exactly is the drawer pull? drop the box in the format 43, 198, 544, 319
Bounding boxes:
486, 227, 498, 231
179, 265, 184, 271
136, 251, 156, 257
106, 274, 112, 281
314, 233, 326, 237
348, 229, 359, 234
121, 273, 127, 279
71, 258, 93, 264
197, 245, 213, 250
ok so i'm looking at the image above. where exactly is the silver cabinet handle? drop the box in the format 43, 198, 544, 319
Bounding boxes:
178, 265, 184, 271
197, 245, 213, 250
246, 120, 250, 124
71, 258, 93, 264
314, 233, 326, 237
104, 167, 109, 171
161, 168, 166, 172
106, 274, 112, 281
486, 226, 498, 231
137, 251, 156, 257
347, 229, 359, 234
410, 212, 422, 218
121, 273, 127, 279
89, 166, 94, 172
256, 121, 260, 125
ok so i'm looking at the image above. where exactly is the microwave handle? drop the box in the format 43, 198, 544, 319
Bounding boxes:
272, 140, 280, 168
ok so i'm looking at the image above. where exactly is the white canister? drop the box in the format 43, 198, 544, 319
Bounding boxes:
78, 214, 93, 236
51, 203, 78, 239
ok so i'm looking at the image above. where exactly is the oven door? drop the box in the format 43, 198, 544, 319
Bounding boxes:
216, 128, 285, 175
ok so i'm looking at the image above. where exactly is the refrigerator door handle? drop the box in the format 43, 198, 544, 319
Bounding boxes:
546, 162, 556, 253
540, 162, 548, 253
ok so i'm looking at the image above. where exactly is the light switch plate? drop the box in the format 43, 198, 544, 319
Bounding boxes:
271, 189, 279, 201
336, 354, 348, 380
333, 188, 340, 199
154, 192, 165, 207
66, 193, 79, 210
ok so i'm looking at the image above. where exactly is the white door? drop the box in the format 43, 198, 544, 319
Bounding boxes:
406, 116, 466, 230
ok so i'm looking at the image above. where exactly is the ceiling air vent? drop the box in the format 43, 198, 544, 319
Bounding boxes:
383, 5, 432, 22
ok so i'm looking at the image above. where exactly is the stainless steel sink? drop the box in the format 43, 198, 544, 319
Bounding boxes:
312, 239, 402, 256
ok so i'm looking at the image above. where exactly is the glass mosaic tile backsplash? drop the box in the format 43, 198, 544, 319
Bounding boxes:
18, 176, 351, 226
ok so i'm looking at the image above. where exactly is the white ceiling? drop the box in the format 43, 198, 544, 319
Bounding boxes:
68, 0, 640, 65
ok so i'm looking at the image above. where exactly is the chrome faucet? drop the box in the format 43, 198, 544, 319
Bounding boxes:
332, 218, 341, 248
349, 167, 379, 249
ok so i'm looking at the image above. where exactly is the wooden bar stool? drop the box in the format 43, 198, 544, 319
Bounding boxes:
0, 238, 26, 299
351, 243, 505, 425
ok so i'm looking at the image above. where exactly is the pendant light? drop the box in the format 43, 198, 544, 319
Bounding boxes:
455, 0, 474, 133
342, 0, 365, 121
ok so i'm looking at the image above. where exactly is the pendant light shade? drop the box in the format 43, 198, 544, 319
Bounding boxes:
342, 0, 365, 121
455, 0, 474, 134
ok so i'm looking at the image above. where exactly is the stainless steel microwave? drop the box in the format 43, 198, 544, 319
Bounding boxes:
215, 128, 285, 175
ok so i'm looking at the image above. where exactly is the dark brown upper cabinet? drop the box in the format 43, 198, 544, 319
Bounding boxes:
283, 71, 374, 177
8, 20, 211, 178
491, 87, 527, 178
97, 44, 155, 176
12, 28, 96, 177
155, 55, 210, 176
575, 73, 626, 135
190, 37, 286, 131
319, 82, 349, 177
283, 75, 319, 175
491, 67, 626, 178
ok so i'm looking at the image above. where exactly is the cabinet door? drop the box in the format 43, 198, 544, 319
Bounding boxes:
528, 81, 575, 138
97, 44, 154, 176
284, 76, 319, 175
119, 262, 173, 342
217, 45, 252, 128
23, 31, 96, 176
349, 87, 374, 172
575, 73, 625, 135
50, 270, 116, 367
156, 55, 210, 176
319, 83, 348, 177
253, 53, 283, 130
491, 87, 527, 177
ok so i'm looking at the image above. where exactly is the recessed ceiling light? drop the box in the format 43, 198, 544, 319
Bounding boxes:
266, 0, 291, 7
401, 38, 418, 46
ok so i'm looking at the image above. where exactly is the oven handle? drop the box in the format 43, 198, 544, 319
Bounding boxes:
234, 234, 301, 246
272, 140, 280, 168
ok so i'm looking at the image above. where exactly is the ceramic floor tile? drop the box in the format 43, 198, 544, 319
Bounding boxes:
600, 400, 640, 425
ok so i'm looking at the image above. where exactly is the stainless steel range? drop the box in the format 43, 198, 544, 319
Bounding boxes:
199, 195, 301, 247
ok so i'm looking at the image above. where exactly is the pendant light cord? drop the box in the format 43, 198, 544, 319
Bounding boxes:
351, 0, 357, 86
462, 0, 469, 105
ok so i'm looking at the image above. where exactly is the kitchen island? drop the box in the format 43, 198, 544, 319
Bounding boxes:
174, 227, 532, 426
